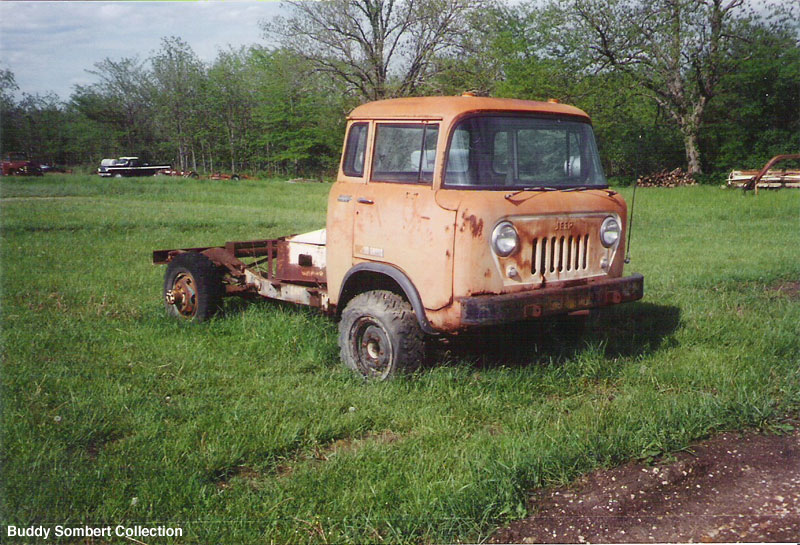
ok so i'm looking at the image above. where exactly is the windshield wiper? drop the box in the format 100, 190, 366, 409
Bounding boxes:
504, 186, 559, 199
562, 186, 617, 196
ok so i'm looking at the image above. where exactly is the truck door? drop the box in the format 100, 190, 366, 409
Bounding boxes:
352, 121, 456, 310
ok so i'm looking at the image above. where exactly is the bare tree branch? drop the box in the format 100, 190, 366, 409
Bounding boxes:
262, 0, 479, 101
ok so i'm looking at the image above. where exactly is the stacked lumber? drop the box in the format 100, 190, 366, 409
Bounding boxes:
636, 168, 697, 187
726, 169, 800, 189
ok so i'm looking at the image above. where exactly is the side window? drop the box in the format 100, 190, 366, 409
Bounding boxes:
371, 123, 439, 184
342, 123, 368, 177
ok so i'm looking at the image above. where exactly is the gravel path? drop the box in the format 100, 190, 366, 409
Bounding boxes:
491, 429, 800, 543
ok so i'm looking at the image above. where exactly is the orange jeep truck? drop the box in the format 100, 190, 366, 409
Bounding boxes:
154, 96, 643, 379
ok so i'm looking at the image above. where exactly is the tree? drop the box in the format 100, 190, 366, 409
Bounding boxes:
207, 48, 255, 173
550, 0, 763, 175
9, 92, 67, 163
85, 56, 155, 154
248, 48, 348, 175
151, 37, 205, 170
422, 2, 509, 96
1, 68, 20, 155
701, 23, 800, 171
0, 68, 17, 107
262, 0, 480, 101
62, 96, 116, 165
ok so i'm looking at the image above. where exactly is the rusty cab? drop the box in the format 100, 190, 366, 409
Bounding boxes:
154, 95, 643, 379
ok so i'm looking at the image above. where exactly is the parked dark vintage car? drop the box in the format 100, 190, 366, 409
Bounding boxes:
97, 157, 171, 178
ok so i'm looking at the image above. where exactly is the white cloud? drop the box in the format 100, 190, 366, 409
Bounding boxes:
0, 1, 284, 100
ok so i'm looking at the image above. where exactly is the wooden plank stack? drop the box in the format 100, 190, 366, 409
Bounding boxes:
726, 169, 800, 189
636, 168, 697, 187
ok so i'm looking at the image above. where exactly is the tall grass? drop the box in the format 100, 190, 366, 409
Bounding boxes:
1, 175, 798, 543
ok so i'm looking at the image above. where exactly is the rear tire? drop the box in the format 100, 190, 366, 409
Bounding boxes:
163, 252, 223, 321
338, 290, 425, 380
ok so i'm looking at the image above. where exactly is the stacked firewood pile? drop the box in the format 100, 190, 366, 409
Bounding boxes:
636, 168, 697, 187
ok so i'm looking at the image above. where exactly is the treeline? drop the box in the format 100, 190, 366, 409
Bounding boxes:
1, 40, 350, 176
1, 0, 798, 178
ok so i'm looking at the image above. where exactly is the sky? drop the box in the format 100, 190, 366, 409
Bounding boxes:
0, 1, 285, 101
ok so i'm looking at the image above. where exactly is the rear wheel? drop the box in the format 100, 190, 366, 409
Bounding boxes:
163, 252, 223, 321
338, 290, 425, 380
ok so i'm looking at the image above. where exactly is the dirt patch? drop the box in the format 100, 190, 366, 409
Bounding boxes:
26, 292, 67, 312
215, 465, 263, 490
319, 430, 402, 459
770, 281, 800, 300
491, 429, 800, 543
276, 430, 403, 479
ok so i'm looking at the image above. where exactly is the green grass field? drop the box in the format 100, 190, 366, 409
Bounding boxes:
1, 175, 798, 544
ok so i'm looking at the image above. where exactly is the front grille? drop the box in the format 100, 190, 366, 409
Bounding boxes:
532, 234, 590, 275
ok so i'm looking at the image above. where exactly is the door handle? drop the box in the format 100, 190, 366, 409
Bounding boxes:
357, 197, 374, 205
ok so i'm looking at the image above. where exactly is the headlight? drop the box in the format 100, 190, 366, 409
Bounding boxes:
600, 216, 620, 247
491, 221, 519, 257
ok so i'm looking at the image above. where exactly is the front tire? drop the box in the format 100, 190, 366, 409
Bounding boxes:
338, 290, 425, 380
163, 252, 223, 321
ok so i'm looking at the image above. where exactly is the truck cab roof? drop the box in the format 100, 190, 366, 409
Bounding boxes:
347, 95, 590, 122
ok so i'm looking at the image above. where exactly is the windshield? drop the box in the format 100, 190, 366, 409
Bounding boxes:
444, 115, 607, 189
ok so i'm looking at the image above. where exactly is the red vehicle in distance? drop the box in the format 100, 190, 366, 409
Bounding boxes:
2, 152, 43, 176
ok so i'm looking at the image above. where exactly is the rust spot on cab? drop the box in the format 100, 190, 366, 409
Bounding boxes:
461, 211, 484, 238
484, 269, 492, 278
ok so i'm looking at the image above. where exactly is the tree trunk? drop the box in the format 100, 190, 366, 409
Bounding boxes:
229, 126, 235, 173
683, 130, 703, 176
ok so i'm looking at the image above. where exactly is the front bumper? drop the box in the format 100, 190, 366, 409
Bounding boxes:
459, 273, 644, 326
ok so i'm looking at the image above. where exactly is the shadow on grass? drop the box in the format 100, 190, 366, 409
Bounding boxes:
218, 296, 681, 373
429, 302, 681, 370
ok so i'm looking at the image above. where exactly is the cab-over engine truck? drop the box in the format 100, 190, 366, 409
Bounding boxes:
154, 96, 644, 380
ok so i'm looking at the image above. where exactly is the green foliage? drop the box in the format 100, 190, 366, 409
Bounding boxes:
459, 1, 799, 177
1, 44, 349, 177
0, 2, 797, 179
2, 175, 799, 543
248, 48, 349, 176
702, 26, 800, 172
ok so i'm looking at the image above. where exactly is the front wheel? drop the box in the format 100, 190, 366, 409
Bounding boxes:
338, 290, 425, 380
163, 252, 223, 321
